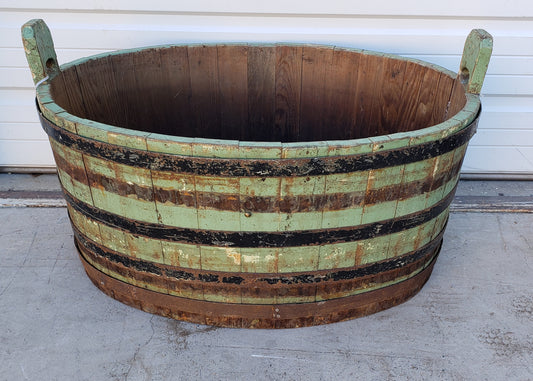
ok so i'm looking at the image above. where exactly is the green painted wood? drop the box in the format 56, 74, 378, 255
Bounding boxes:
240, 247, 278, 273
21, 19, 59, 84
68, 206, 102, 245
50, 141, 94, 206
460, 29, 493, 95
161, 241, 201, 268
68, 202, 446, 274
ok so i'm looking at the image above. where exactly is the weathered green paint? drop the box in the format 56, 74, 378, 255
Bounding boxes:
21, 19, 59, 84
161, 241, 201, 268
460, 29, 493, 95
68, 206, 102, 245
317, 241, 357, 270
240, 247, 278, 273
66, 201, 447, 272
200, 245, 242, 272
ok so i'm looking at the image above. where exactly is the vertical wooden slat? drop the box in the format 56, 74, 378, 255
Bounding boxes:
57, 67, 87, 118
188, 45, 220, 139
409, 66, 441, 130
159, 46, 192, 137
75, 56, 121, 127
275, 45, 303, 142
110, 53, 137, 129
133, 48, 167, 134
395, 61, 425, 132
447, 78, 467, 118
371, 57, 407, 136
49, 72, 72, 113
353, 54, 384, 139
325, 48, 360, 140
217, 45, 248, 140
299, 46, 333, 141
247, 45, 276, 141
430, 72, 455, 125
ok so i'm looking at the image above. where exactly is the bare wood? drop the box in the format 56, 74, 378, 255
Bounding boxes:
395, 61, 424, 132
326, 48, 360, 140
275, 45, 303, 142
110, 53, 138, 128
372, 57, 407, 136
409, 66, 440, 131
49, 71, 73, 114
300, 46, 333, 141
133, 48, 167, 133
188, 45, 220, 139
431, 72, 455, 125
75, 56, 121, 127
159, 46, 193, 136
217, 45, 248, 140
447, 78, 467, 119
354, 54, 383, 139
56, 67, 87, 118
247, 46, 276, 141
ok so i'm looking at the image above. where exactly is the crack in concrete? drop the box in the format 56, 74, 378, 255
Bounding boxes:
124, 316, 156, 381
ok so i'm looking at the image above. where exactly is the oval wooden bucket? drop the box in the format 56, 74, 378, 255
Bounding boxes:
23, 19, 492, 328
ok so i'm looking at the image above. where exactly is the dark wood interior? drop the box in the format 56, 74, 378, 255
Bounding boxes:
50, 45, 466, 142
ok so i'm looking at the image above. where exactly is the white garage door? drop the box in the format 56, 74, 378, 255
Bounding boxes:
1, 1, 532, 177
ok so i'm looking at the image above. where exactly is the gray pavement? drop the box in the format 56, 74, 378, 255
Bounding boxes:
0, 176, 532, 380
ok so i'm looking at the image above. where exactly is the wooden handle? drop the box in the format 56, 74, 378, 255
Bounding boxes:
21, 19, 59, 85
459, 29, 493, 94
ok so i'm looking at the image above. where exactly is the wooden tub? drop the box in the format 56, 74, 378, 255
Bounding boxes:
23, 19, 492, 328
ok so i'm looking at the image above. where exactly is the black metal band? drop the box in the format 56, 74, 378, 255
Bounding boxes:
39, 110, 479, 178
73, 224, 443, 286
63, 183, 455, 248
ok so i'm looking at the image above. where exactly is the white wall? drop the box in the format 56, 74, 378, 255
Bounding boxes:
1, 1, 533, 176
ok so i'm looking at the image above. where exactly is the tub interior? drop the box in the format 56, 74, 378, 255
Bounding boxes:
50, 45, 467, 142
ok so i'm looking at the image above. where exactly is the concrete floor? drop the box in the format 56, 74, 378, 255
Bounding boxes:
1, 176, 532, 380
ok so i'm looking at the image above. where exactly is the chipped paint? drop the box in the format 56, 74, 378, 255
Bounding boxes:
226, 248, 242, 265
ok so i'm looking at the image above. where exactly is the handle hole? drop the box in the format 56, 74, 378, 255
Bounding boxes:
460, 67, 470, 85
46, 58, 58, 71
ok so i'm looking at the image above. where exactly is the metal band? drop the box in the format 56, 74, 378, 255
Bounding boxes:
53, 148, 463, 213
74, 223, 444, 287
63, 184, 455, 248
39, 111, 479, 178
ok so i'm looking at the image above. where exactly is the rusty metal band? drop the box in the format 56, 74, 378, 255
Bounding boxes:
39, 111, 479, 177
72, 222, 444, 288
79, 249, 439, 328
62, 184, 455, 248
75, 231, 441, 302
53, 148, 463, 213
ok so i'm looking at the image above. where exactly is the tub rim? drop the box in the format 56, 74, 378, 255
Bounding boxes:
35, 43, 481, 160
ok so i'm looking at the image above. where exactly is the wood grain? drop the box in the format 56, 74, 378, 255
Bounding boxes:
159, 46, 193, 136
300, 46, 333, 141
110, 53, 138, 128
275, 45, 303, 141
247, 45, 276, 141
75, 56, 121, 127
217, 44, 248, 140
188, 45, 220, 139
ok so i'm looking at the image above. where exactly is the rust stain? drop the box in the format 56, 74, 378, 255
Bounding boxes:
54, 147, 463, 214
80, 250, 438, 328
